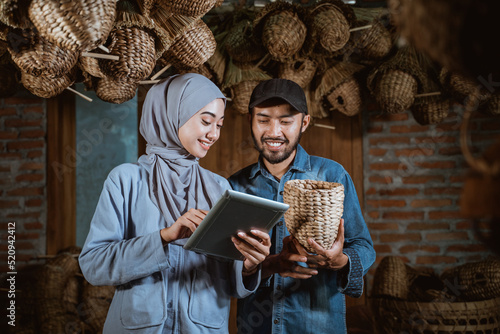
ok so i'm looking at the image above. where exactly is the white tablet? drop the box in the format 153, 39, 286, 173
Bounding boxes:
183, 189, 289, 261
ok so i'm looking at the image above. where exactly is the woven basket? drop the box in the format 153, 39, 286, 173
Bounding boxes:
483, 92, 500, 116
325, 79, 363, 117
96, 76, 138, 104
278, 58, 317, 89
440, 257, 500, 302
205, 44, 227, 86
283, 179, 344, 253
231, 80, 261, 115
100, 25, 156, 82
439, 67, 491, 106
80, 280, 115, 333
352, 19, 393, 60
225, 20, 264, 63
164, 19, 216, 69
8, 34, 79, 79
310, 3, 351, 53
375, 69, 418, 114
306, 84, 328, 119
261, 10, 306, 62
0, 0, 31, 29
28, 0, 116, 52
160, 0, 218, 17
370, 297, 500, 334
21, 68, 76, 98
411, 94, 451, 125
79, 52, 106, 78
371, 256, 409, 300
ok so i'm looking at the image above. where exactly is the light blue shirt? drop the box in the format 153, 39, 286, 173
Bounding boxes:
229, 145, 376, 334
79, 163, 260, 334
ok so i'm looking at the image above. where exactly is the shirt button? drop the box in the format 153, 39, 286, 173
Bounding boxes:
279, 191, 284, 195
278, 221, 283, 226
277, 285, 281, 290
274, 319, 279, 324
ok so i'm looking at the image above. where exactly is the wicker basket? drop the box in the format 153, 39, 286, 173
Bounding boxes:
8, 33, 79, 79
370, 297, 500, 334
283, 179, 344, 253
100, 25, 156, 82
440, 257, 500, 302
439, 67, 491, 106
96, 76, 138, 104
374, 69, 418, 114
260, 9, 306, 62
371, 256, 409, 300
164, 19, 216, 69
21, 68, 76, 99
80, 280, 115, 333
411, 94, 451, 125
28, 0, 116, 52
482, 92, 500, 116
225, 20, 265, 63
278, 58, 317, 89
159, 0, 218, 17
352, 19, 393, 60
79, 51, 106, 78
231, 80, 261, 115
310, 2, 351, 53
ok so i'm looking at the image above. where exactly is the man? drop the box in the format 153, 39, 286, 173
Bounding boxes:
229, 78, 376, 334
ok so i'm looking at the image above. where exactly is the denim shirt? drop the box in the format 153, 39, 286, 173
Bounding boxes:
229, 145, 375, 334
79, 163, 260, 334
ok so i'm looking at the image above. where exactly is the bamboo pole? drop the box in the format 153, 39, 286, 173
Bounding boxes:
82, 52, 119, 61
350, 25, 372, 32
415, 91, 441, 98
314, 123, 336, 130
66, 87, 93, 102
151, 64, 171, 80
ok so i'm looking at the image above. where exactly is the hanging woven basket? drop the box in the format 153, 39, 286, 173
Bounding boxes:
79, 51, 106, 79
231, 80, 261, 115
163, 19, 216, 69
21, 67, 76, 98
411, 94, 450, 125
439, 67, 491, 106
100, 25, 156, 82
80, 280, 115, 333
0, 0, 31, 29
225, 20, 265, 63
159, 0, 219, 17
28, 0, 116, 52
371, 256, 410, 300
352, 19, 393, 60
96, 76, 138, 104
283, 179, 344, 253
375, 69, 418, 114
278, 58, 317, 89
8, 32, 79, 79
309, 0, 355, 54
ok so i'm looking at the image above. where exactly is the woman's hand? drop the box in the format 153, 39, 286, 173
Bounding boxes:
232, 230, 271, 276
160, 209, 208, 245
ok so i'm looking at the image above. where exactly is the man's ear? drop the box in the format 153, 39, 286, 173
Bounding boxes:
301, 114, 311, 133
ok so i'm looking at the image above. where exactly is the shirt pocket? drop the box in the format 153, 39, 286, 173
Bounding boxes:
188, 268, 230, 329
119, 272, 167, 329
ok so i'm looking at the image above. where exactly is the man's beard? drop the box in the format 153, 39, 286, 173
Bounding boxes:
251, 128, 303, 164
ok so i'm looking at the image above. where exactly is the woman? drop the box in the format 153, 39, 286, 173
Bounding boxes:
79, 73, 271, 333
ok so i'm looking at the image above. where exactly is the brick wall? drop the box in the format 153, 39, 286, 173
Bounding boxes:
0, 91, 46, 272
363, 102, 500, 291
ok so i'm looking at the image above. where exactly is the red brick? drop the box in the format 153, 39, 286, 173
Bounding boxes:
374, 244, 392, 253
15, 173, 44, 182
426, 232, 469, 241
390, 125, 430, 133
446, 244, 488, 252
19, 130, 45, 138
0, 152, 22, 159
399, 245, 440, 253
380, 233, 422, 242
7, 140, 44, 150
367, 125, 383, 133
411, 199, 453, 208
456, 221, 473, 230
370, 162, 407, 170
0, 131, 19, 139
367, 199, 406, 208
369, 137, 411, 145
13, 241, 35, 250
402, 175, 445, 184
15, 232, 40, 240
4, 97, 43, 105
366, 187, 377, 195
367, 211, 380, 219
0, 107, 17, 116
382, 211, 425, 220
7, 187, 43, 196
25, 199, 42, 207
370, 113, 409, 122
368, 175, 393, 184
414, 136, 457, 144
407, 222, 450, 230
4, 119, 43, 128
436, 122, 462, 132
369, 148, 387, 156
449, 175, 464, 183
367, 222, 399, 230
428, 210, 463, 219
424, 187, 462, 195
439, 147, 462, 155
19, 162, 44, 170
6, 212, 40, 219
27, 150, 43, 158
414, 161, 456, 169
416, 256, 457, 265
379, 188, 420, 196
395, 148, 434, 156
24, 222, 43, 230
0, 200, 19, 208
22, 106, 44, 115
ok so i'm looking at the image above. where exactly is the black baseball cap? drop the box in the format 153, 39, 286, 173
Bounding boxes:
249, 78, 308, 114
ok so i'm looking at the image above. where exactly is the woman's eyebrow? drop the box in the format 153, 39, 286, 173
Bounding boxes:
201, 111, 224, 119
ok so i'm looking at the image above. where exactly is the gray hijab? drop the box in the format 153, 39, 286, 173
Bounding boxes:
138, 73, 226, 226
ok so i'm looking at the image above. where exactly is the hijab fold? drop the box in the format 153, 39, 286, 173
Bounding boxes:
138, 73, 226, 226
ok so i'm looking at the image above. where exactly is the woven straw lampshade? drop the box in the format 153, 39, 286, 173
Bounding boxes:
225, 20, 265, 63
0, 0, 31, 29
254, 2, 307, 62
96, 76, 138, 104
163, 19, 216, 69
309, 0, 355, 54
278, 58, 317, 89
315, 62, 365, 116
21, 67, 76, 99
283, 179, 344, 253
8, 31, 79, 79
28, 0, 116, 52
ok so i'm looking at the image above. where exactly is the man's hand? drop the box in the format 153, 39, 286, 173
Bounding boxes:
305, 218, 348, 271
160, 209, 208, 245
261, 235, 318, 279
232, 230, 271, 276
